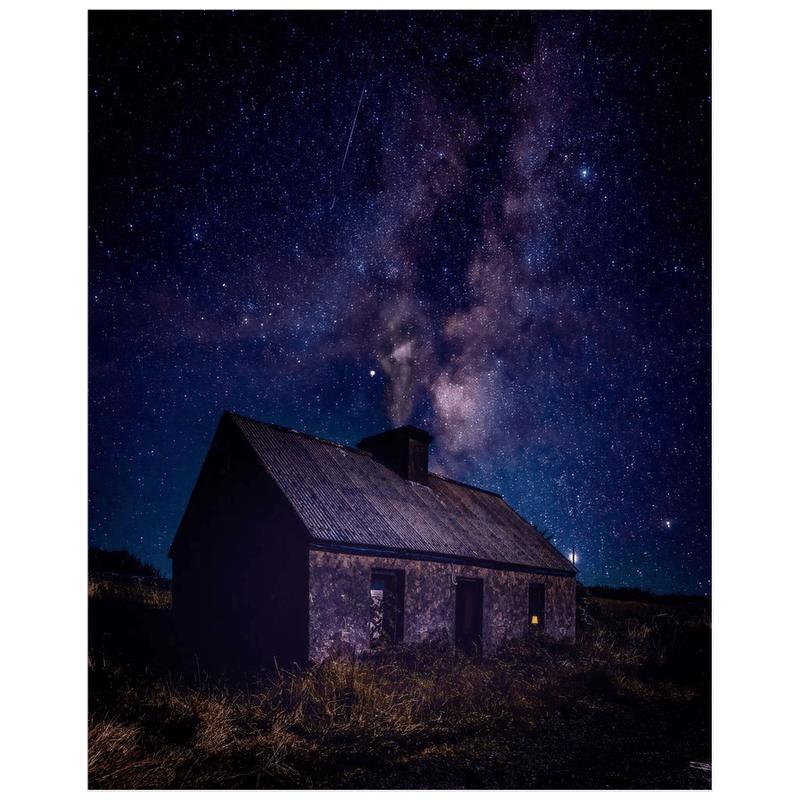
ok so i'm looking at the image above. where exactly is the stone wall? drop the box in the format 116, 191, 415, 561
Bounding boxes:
308, 549, 575, 661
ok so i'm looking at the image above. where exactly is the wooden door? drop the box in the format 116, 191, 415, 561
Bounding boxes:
455, 578, 483, 655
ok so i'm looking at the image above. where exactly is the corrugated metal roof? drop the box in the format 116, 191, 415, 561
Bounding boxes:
227, 411, 577, 575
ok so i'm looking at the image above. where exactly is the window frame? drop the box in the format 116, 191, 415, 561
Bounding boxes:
369, 568, 405, 647
528, 582, 546, 629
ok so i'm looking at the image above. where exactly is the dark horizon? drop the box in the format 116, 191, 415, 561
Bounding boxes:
88, 541, 710, 602
89, 10, 710, 595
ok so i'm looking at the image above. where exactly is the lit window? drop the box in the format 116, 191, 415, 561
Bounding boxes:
529, 582, 546, 628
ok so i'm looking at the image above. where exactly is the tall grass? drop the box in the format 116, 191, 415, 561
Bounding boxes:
88, 575, 172, 609
88, 581, 710, 789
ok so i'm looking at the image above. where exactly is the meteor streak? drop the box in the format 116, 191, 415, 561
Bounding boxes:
331, 56, 374, 210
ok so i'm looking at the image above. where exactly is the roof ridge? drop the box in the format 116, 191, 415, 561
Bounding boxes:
428, 471, 504, 499
225, 410, 532, 511
224, 410, 372, 458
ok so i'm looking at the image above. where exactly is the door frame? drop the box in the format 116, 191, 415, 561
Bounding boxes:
455, 577, 484, 655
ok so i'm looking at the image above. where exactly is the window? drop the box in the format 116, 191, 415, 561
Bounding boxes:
529, 582, 546, 628
370, 570, 404, 646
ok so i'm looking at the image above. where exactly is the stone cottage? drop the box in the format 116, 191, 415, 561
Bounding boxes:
169, 411, 577, 670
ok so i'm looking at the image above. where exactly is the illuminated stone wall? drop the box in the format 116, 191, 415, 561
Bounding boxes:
308, 549, 575, 662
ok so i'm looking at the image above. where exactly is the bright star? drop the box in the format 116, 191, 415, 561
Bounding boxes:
579, 166, 591, 180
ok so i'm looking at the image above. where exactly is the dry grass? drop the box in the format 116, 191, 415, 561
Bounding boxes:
88, 580, 711, 789
88, 575, 171, 609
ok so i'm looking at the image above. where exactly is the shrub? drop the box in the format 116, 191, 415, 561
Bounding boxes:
89, 548, 162, 578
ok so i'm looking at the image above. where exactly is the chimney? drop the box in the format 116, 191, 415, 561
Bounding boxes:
357, 425, 434, 485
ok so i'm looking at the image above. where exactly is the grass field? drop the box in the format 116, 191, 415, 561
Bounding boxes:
88, 575, 710, 789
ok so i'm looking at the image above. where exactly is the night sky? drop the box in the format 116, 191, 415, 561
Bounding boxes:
88, 10, 711, 595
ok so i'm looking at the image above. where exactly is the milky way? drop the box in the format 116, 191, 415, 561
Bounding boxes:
89, 10, 711, 594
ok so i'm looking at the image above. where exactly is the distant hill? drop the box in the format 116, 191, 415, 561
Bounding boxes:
89, 548, 162, 579
581, 583, 710, 607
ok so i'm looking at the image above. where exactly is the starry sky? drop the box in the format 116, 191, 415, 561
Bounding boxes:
88, 9, 711, 595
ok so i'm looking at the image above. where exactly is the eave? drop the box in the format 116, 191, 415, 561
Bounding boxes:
308, 540, 578, 578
